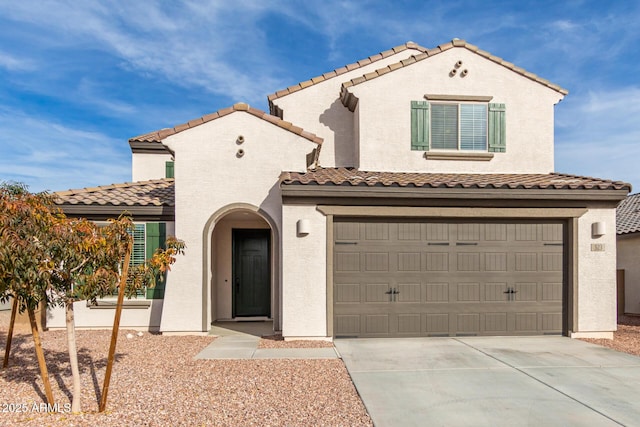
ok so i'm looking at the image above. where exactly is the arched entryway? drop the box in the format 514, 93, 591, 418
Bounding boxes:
203, 204, 280, 331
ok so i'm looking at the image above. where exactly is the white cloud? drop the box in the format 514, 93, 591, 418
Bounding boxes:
0, 51, 35, 71
555, 86, 640, 190
0, 108, 130, 192
0, 1, 289, 105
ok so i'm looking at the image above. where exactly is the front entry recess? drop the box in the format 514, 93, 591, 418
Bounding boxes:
233, 229, 271, 317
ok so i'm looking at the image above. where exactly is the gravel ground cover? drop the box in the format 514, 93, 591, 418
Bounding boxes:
0, 311, 372, 426
580, 315, 640, 357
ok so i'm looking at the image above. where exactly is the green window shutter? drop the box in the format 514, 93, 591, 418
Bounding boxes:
145, 223, 166, 299
165, 161, 174, 178
488, 103, 506, 153
411, 101, 430, 151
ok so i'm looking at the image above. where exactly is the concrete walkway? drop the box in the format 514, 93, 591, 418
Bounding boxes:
335, 336, 640, 427
195, 322, 338, 360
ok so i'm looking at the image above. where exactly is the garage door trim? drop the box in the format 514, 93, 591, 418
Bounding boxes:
324, 208, 580, 338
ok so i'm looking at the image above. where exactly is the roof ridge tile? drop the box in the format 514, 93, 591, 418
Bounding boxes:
338, 39, 569, 112
130, 104, 323, 145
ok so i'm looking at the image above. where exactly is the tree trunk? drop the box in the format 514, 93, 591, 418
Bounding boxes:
28, 307, 54, 406
99, 242, 131, 412
2, 298, 18, 369
65, 302, 82, 413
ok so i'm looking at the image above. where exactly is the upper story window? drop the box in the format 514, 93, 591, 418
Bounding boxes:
411, 98, 505, 153
431, 103, 487, 151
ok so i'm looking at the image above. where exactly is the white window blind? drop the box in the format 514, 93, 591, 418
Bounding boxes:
460, 104, 487, 150
431, 104, 458, 150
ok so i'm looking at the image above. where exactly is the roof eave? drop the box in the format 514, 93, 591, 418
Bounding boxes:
58, 204, 175, 222
280, 184, 629, 202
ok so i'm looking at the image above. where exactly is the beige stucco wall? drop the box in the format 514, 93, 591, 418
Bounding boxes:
159, 112, 317, 333
617, 233, 640, 314
272, 48, 422, 168
47, 300, 164, 331
281, 204, 327, 338
132, 152, 174, 182
211, 216, 270, 320
573, 207, 618, 337
350, 47, 564, 173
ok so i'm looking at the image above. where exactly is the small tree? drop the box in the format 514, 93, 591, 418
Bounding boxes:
1, 183, 185, 413
47, 214, 185, 413
46, 217, 124, 413
0, 182, 59, 405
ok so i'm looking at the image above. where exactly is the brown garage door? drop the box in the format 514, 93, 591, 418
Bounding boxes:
333, 219, 565, 337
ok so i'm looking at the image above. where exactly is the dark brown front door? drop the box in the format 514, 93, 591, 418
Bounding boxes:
233, 229, 271, 317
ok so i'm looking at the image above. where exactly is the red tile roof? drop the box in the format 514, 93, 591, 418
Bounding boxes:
617, 193, 640, 234
340, 39, 568, 111
280, 168, 630, 191
55, 179, 174, 207
129, 103, 323, 145
266, 41, 428, 107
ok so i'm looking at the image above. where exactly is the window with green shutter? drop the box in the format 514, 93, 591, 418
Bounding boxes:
410, 101, 430, 151
488, 103, 506, 152
411, 101, 505, 153
165, 161, 174, 178
119, 223, 167, 299
145, 223, 166, 299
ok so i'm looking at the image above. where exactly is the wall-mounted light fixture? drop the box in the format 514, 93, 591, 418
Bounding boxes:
592, 222, 606, 237
297, 219, 310, 236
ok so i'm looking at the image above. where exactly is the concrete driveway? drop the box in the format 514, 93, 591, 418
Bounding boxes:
334, 337, 640, 427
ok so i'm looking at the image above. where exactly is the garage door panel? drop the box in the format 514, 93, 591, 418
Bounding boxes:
485, 252, 507, 271
426, 283, 450, 302
484, 223, 508, 241
335, 283, 361, 303
542, 223, 563, 241
398, 252, 421, 271
457, 253, 480, 271
397, 283, 421, 302
425, 313, 449, 334
542, 253, 563, 271
398, 314, 421, 333
365, 223, 389, 240
542, 282, 563, 301
457, 314, 480, 334
335, 252, 360, 272
366, 284, 391, 302
335, 222, 360, 241
425, 223, 449, 240
334, 220, 565, 338
366, 315, 389, 334
485, 282, 508, 301
457, 283, 480, 301
484, 313, 508, 333
514, 283, 537, 301
426, 252, 449, 271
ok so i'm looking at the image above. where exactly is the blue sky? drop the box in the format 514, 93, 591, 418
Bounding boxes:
0, 1, 639, 193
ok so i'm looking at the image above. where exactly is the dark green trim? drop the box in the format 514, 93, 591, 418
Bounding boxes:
145, 223, 167, 299
488, 103, 506, 153
410, 101, 429, 151
165, 161, 175, 178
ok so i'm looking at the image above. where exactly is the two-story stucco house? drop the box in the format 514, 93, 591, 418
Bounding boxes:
50, 39, 630, 339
